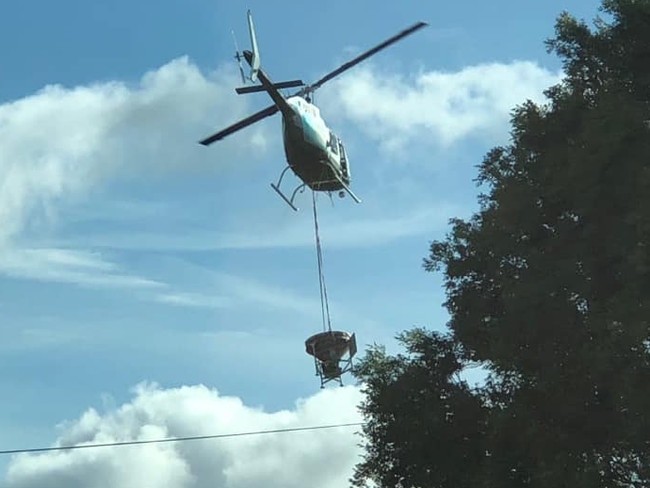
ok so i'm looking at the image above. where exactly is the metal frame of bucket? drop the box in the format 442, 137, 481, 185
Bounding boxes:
305, 331, 357, 388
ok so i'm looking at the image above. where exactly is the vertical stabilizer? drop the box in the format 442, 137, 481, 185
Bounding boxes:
247, 9, 260, 81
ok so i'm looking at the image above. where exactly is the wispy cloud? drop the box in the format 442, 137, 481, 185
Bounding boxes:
212, 271, 322, 318
136, 255, 326, 320
0, 245, 336, 320
0, 247, 237, 314
129, 254, 381, 331
154, 291, 232, 309
0, 247, 164, 290
49, 201, 464, 252
1, 325, 86, 352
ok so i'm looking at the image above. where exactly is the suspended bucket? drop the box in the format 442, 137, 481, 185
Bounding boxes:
305, 331, 357, 387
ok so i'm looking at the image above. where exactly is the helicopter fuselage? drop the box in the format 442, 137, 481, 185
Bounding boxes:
281, 96, 351, 193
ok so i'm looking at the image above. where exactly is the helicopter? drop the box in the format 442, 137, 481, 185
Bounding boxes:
199, 10, 428, 211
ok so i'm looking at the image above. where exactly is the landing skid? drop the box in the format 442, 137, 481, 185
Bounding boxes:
338, 179, 362, 204
270, 166, 305, 211
270, 164, 361, 211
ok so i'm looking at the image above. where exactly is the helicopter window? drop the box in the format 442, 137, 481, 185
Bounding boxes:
329, 132, 338, 154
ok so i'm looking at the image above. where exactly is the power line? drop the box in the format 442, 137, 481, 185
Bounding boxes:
0, 422, 364, 456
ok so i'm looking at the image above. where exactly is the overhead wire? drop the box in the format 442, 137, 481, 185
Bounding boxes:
311, 190, 332, 333
0, 422, 364, 456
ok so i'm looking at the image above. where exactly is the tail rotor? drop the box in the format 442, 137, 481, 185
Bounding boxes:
231, 30, 246, 84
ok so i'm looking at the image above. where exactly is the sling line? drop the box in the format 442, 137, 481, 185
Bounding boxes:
311, 190, 332, 333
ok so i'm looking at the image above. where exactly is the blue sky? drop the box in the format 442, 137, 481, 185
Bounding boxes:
1, 0, 601, 485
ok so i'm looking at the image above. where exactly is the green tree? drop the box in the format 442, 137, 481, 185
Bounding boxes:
352, 1, 650, 486
352, 330, 487, 488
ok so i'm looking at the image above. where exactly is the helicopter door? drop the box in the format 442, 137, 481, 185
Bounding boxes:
327, 131, 343, 173
328, 131, 339, 155
338, 139, 350, 183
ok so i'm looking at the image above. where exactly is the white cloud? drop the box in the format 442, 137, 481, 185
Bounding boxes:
321, 60, 564, 152
3, 383, 364, 488
0, 56, 270, 244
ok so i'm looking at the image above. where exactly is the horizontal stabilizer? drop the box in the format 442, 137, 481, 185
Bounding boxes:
235, 79, 304, 95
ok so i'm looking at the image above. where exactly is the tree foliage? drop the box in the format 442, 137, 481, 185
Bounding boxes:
352, 1, 650, 486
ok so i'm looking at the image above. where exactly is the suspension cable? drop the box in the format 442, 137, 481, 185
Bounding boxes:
311, 190, 332, 333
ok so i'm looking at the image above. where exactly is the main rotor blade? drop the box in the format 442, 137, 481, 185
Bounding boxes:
199, 104, 279, 146
308, 21, 428, 91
